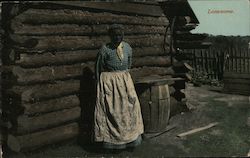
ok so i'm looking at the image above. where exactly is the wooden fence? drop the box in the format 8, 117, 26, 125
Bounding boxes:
190, 36, 250, 80
224, 47, 250, 73
191, 48, 225, 80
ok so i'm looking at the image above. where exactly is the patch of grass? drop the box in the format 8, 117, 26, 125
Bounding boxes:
183, 99, 250, 157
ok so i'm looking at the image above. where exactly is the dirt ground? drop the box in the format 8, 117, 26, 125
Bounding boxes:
4, 83, 250, 158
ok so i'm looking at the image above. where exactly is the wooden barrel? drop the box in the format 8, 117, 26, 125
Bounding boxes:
136, 77, 171, 133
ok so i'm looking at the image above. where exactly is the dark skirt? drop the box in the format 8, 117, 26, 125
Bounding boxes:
102, 135, 142, 149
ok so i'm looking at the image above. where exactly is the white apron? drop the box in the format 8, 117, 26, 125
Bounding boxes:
94, 70, 144, 145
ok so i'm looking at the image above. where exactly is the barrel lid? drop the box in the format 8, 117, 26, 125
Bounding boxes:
135, 75, 184, 86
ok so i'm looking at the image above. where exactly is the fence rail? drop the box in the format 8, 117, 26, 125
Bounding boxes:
189, 37, 250, 80
190, 47, 250, 80
191, 48, 224, 80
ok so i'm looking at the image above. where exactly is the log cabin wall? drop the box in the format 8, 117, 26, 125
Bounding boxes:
1, 1, 189, 151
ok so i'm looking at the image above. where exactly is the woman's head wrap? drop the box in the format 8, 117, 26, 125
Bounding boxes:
108, 24, 124, 35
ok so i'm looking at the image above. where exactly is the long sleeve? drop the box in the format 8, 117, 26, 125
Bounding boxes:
127, 45, 133, 69
95, 46, 105, 82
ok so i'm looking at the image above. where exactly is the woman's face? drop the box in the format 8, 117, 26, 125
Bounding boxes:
110, 29, 124, 46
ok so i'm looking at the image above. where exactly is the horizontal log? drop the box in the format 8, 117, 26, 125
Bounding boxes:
7, 122, 79, 152
47, 1, 164, 17
223, 79, 250, 85
11, 23, 166, 35
131, 67, 174, 81
6, 80, 80, 103
11, 106, 81, 134
174, 73, 192, 81
3, 63, 95, 85
4, 95, 80, 117
133, 56, 171, 67
15, 50, 98, 67
176, 41, 212, 49
13, 8, 168, 26
23, 95, 80, 116
222, 88, 250, 96
175, 32, 208, 41
223, 82, 250, 91
223, 72, 250, 79
9, 34, 164, 51
4, 66, 174, 102
16, 49, 98, 67
4, 56, 171, 84
134, 75, 181, 86
10, 46, 167, 67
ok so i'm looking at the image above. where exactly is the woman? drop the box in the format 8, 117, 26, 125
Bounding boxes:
94, 24, 144, 149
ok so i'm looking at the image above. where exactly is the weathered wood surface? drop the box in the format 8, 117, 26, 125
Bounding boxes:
223, 72, 250, 79
3, 63, 95, 84
13, 49, 98, 67
9, 34, 164, 51
4, 95, 80, 117
137, 83, 171, 133
175, 32, 207, 41
133, 56, 172, 67
47, 1, 164, 17
6, 80, 80, 103
7, 122, 79, 152
4, 66, 174, 102
3, 59, 173, 84
1, 2, 183, 152
223, 72, 250, 95
223, 83, 250, 92
174, 73, 192, 81
12, 46, 167, 67
12, 9, 168, 26
177, 122, 219, 138
131, 67, 174, 80
222, 88, 250, 96
176, 41, 212, 49
11, 23, 166, 35
223, 78, 250, 85
22, 95, 80, 116
11, 106, 81, 134
134, 75, 181, 86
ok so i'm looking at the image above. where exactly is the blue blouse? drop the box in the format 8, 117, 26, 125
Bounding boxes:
95, 41, 132, 81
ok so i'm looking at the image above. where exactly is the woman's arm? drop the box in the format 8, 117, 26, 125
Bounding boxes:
95, 46, 105, 82
127, 44, 133, 70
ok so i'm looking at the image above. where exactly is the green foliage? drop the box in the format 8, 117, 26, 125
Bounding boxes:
191, 71, 222, 87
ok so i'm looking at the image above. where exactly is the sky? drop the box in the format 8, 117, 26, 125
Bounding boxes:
188, 0, 250, 36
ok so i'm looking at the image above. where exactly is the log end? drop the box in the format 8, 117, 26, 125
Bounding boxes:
7, 135, 21, 152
